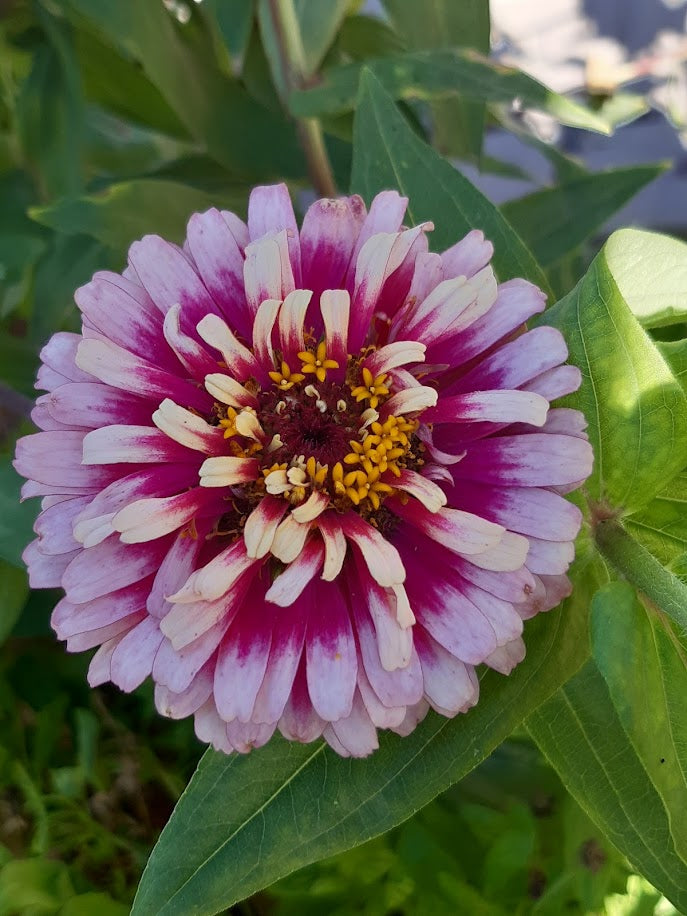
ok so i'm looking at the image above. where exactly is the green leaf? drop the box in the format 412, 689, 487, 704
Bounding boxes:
337, 14, 405, 61
624, 472, 687, 567
29, 179, 248, 256
133, 582, 592, 916
595, 92, 650, 130
603, 229, 687, 328
538, 238, 687, 513
0, 457, 38, 568
16, 8, 85, 199
527, 659, 687, 911
350, 70, 551, 295
591, 582, 687, 862
0, 559, 28, 644
381, 0, 490, 160
501, 165, 664, 268
203, 0, 254, 65
60, 893, 130, 916
291, 49, 613, 136
61, 0, 304, 178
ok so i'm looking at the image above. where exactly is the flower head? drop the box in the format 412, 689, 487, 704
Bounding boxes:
14, 185, 592, 757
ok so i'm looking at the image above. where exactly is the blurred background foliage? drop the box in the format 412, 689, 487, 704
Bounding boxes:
0, 0, 682, 912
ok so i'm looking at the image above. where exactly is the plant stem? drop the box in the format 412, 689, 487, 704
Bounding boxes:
267, 0, 337, 197
595, 517, 687, 635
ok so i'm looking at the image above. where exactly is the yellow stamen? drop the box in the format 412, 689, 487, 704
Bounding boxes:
268, 360, 305, 390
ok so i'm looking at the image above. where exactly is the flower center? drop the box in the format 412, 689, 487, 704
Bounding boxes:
207, 341, 424, 518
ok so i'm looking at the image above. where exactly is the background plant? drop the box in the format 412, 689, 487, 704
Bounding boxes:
0, 1, 686, 913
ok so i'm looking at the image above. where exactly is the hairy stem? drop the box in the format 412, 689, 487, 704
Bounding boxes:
595, 517, 687, 635
267, 0, 337, 197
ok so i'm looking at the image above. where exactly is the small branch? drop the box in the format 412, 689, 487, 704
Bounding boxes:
595, 517, 687, 635
267, 0, 337, 198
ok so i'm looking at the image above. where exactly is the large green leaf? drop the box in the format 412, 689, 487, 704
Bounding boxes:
603, 228, 687, 328
624, 472, 687, 567
60, 0, 303, 178
350, 70, 551, 294
291, 49, 613, 135
538, 240, 687, 514
381, 0, 490, 160
132, 577, 594, 916
29, 180, 248, 257
591, 582, 687, 862
527, 659, 687, 912
501, 166, 664, 268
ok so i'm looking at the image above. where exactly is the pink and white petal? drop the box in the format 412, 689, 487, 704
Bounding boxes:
110, 616, 164, 692
395, 470, 447, 513
36, 364, 71, 393
364, 341, 426, 377
34, 496, 90, 555
270, 513, 311, 563
198, 455, 259, 487
243, 496, 289, 559
127, 235, 221, 327
381, 385, 437, 418
414, 627, 479, 715
391, 699, 430, 737
244, 231, 294, 315
40, 332, 94, 382
351, 595, 423, 705
538, 407, 588, 438
458, 578, 523, 645
154, 622, 227, 694
524, 365, 582, 401
214, 596, 273, 722
48, 382, 151, 429
428, 278, 546, 366
305, 582, 357, 721
32, 397, 68, 431
74, 276, 173, 369
404, 570, 498, 665
300, 197, 363, 297
279, 664, 326, 744
389, 499, 503, 556
352, 558, 414, 671
63, 534, 172, 603
251, 297, 281, 370
339, 512, 405, 588
23, 541, 79, 588
265, 539, 325, 606
329, 691, 379, 757
155, 662, 214, 719
162, 304, 220, 379
185, 209, 252, 337
146, 526, 208, 619
452, 326, 568, 393
455, 557, 538, 605
403, 251, 444, 311
454, 482, 583, 542
196, 314, 261, 380
466, 531, 530, 572
112, 488, 222, 543
424, 390, 549, 427
87, 633, 127, 687
484, 636, 526, 675
441, 229, 494, 280
349, 224, 432, 351
169, 538, 257, 603
83, 425, 196, 465
153, 399, 224, 453
76, 337, 209, 412
278, 289, 312, 362
357, 669, 407, 729
453, 434, 594, 488
317, 515, 347, 581
291, 489, 329, 524
221, 209, 249, 250
66, 610, 146, 651
15, 431, 115, 489
247, 183, 301, 285
252, 604, 307, 725
349, 190, 407, 269
51, 578, 152, 639
525, 537, 575, 575
204, 372, 257, 409
194, 700, 232, 753
225, 719, 276, 753
320, 289, 350, 370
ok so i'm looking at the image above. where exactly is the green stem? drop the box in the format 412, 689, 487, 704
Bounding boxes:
267, 0, 337, 197
595, 517, 687, 635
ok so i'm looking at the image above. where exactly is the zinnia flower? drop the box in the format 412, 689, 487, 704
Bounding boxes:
14, 185, 592, 757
